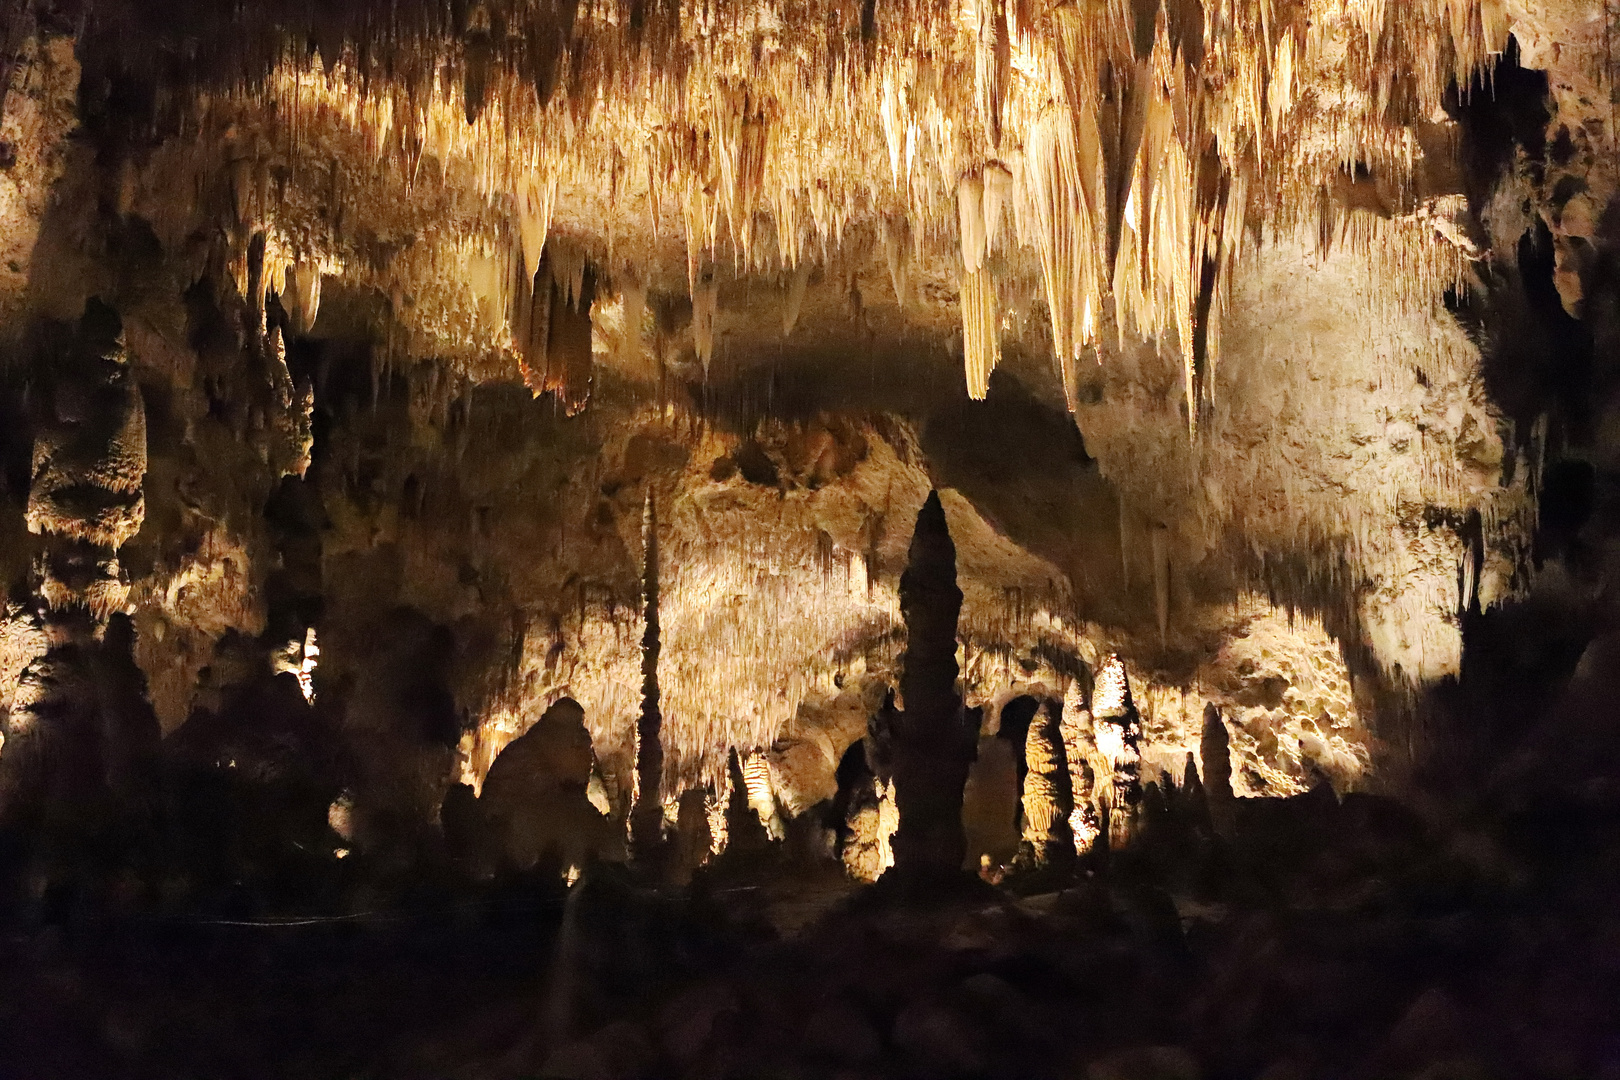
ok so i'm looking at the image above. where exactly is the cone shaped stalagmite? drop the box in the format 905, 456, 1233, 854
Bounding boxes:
889, 491, 977, 876
1202, 703, 1235, 838
1018, 699, 1073, 870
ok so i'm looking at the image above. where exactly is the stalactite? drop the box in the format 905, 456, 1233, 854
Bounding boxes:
517, 175, 556, 284
693, 270, 719, 366
1201, 702, 1235, 838
149, 0, 1508, 438
958, 172, 987, 275
781, 261, 809, 337
961, 266, 1000, 401
544, 260, 595, 414
982, 162, 1012, 253
974, 0, 1009, 151
630, 488, 665, 865
286, 262, 322, 334
889, 491, 977, 877
1017, 699, 1072, 868
619, 273, 646, 365
881, 216, 911, 308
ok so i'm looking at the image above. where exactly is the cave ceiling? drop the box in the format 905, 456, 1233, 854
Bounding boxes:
0, 0, 1613, 810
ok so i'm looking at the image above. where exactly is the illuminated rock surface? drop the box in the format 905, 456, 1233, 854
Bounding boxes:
0, 0, 1615, 1075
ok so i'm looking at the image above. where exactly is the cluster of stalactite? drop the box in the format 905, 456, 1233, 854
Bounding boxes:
0, 300, 158, 846
84, 0, 1509, 428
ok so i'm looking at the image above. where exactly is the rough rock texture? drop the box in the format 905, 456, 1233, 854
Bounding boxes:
478, 697, 620, 874
889, 491, 977, 875
1018, 699, 1072, 869
1201, 704, 1236, 839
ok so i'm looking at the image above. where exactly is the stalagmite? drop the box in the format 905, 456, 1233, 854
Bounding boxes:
889, 491, 977, 877
721, 747, 773, 862
1090, 655, 1143, 849
1018, 699, 1072, 869
1060, 680, 1099, 852
961, 267, 1000, 400
1201, 703, 1235, 838
0, 300, 158, 838
741, 749, 785, 840
630, 489, 665, 866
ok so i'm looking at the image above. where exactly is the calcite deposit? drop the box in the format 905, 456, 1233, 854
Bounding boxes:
0, 0, 1615, 1074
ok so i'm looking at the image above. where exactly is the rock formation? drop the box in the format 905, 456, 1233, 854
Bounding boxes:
630, 491, 665, 867
1202, 704, 1236, 839
1017, 699, 1072, 871
480, 697, 621, 874
888, 491, 977, 877
0, 300, 158, 855
1089, 655, 1144, 849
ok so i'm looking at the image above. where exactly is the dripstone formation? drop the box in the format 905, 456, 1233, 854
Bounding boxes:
0, 1, 1614, 1075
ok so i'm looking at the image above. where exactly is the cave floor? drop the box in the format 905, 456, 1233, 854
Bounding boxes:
2, 788, 1618, 1080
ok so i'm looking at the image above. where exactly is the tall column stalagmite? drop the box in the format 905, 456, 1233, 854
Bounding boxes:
1017, 699, 1072, 870
0, 300, 158, 844
630, 489, 665, 865
889, 491, 977, 877
1060, 680, 1100, 853
1091, 654, 1144, 849
1201, 703, 1235, 838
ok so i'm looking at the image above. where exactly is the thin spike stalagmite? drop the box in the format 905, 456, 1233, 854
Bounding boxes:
630, 488, 665, 866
